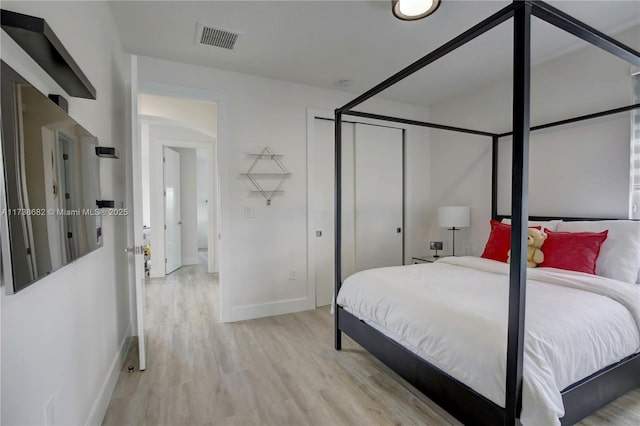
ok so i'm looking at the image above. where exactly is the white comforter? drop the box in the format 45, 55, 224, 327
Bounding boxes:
336, 256, 640, 426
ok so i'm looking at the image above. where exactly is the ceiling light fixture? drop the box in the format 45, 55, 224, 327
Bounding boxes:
392, 0, 441, 21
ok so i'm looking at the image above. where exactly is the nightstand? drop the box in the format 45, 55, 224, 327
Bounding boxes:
411, 255, 441, 264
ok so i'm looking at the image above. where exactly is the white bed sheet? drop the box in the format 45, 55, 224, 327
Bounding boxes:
336, 256, 640, 426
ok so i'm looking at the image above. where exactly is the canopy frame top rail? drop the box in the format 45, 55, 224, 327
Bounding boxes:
337, 0, 640, 116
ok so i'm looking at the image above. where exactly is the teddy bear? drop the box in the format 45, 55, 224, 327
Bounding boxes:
507, 228, 547, 268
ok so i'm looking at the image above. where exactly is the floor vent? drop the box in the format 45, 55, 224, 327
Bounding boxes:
196, 24, 238, 50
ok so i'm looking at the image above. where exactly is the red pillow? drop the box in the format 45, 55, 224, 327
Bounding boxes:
481, 220, 540, 263
539, 229, 608, 274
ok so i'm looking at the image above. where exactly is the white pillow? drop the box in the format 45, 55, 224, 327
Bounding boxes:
501, 218, 562, 231
557, 220, 640, 284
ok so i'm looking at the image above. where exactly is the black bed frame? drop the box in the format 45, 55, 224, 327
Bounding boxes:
333, 2, 640, 425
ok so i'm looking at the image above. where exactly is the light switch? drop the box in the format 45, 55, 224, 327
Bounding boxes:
244, 207, 256, 218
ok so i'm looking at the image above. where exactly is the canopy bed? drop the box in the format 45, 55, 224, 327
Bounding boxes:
333, 1, 640, 425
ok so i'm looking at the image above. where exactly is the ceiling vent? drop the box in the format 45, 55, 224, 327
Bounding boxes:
195, 23, 238, 50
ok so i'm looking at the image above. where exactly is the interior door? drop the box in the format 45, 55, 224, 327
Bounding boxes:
354, 123, 403, 272
311, 119, 355, 307
311, 119, 402, 306
127, 55, 146, 370
164, 147, 182, 274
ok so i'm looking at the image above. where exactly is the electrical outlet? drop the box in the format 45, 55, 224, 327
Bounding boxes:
288, 270, 296, 280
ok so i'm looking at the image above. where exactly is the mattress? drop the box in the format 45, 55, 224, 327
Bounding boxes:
336, 256, 640, 426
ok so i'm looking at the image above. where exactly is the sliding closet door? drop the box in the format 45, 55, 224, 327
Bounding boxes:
354, 123, 403, 272
310, 119, 403, 307
311, 119, 355, 307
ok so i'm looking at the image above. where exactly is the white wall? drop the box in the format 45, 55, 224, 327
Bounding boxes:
0, 2, 131, 425
138, 56, 432, 322
138, 93, 217, 136
175, 148, 199, 265
428, 27, 639, 256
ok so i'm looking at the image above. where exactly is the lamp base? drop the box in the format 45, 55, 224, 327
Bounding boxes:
448, 227, 459, 256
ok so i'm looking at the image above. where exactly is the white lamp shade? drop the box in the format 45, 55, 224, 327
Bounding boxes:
438, 206, 471, 228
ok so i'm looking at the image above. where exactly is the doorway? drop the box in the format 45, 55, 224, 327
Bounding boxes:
308, 112, 405, 308
127, 71, 223, 371
139, 103, 218, 278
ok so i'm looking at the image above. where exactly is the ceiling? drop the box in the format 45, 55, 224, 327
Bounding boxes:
109, 1, 640, 107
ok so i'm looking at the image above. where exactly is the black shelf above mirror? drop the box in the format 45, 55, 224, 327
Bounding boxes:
96, 200, 115, 209
1, 9, 96, 99
95, 146, 120, 159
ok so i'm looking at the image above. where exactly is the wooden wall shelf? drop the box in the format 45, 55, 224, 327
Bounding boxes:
1, 9, 96, 99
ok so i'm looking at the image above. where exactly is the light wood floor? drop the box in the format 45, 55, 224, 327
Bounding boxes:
103, 262, 640, 426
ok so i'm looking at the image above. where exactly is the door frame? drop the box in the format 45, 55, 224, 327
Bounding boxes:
306, 108, 408, 307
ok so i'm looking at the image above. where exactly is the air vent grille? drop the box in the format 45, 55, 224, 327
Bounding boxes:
199, 26, 238, 50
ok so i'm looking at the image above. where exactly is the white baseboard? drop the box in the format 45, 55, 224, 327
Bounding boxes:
181, 256, 200, 265
226, 297, 314, 322
85, 322, 132, 426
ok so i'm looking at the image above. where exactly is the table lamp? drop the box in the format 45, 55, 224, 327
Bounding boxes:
438, 206, 470, 256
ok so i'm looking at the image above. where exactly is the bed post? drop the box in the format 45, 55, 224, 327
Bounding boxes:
491, 135, 499, 221
335, 109, 343, 351
505, 2, 531, 425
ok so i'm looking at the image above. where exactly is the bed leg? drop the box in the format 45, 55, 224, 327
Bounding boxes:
335, 304, 342, 350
